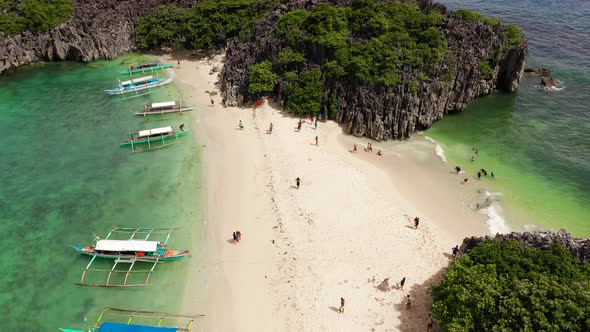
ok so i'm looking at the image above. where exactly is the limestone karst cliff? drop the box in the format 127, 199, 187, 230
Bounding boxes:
220, 0, 528, 140
0, 0, 193, 74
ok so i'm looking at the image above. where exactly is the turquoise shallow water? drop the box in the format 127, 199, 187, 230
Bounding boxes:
427, 0, 590, 236
0, 55, 202, 330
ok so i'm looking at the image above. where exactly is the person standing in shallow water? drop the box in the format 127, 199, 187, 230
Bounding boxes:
295, 177, 300, 189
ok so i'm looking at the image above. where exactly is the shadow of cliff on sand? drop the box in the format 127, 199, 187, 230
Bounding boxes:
393, 267, 447, 332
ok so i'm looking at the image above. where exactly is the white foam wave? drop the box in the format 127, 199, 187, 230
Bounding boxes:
477, 191, 510, 234
424, 136, 447, 162
534, 79, 566, 91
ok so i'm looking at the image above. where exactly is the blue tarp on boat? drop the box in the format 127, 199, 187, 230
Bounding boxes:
99, 322, 177, 332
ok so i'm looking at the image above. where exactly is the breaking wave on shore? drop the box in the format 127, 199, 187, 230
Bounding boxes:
424, 136, 447, 162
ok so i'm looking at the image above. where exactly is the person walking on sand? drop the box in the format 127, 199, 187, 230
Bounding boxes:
338, 297, 345, 313
296, 177, 300, 189
232, 231, 237, 242
315, 135, 318, 146
406, 295, 412, 309
269, 122, 273, 134
414, 217, 420, 229
210, 98, 214, 105
297, 119, 302, 131
236, 231, 242, 242
314, 119, 318, 129
353, 144, 357, 152
377, 150, 382, 156
397, 277, 406, 290
239, 120, 244, 129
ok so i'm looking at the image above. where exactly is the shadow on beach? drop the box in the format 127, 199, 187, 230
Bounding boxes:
394, 268, 447, 332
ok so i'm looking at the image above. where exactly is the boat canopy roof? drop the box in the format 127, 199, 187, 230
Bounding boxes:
137, 61, 161, 68
121, 76, 154, 85
95, 239, 158, 252
99, 322, 176, 332
151, 101, 176, 109
138, 126, 173, 137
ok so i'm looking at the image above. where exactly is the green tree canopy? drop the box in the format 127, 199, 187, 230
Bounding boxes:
248, 60, 278, 94
431, 240, 590, 331
135, 5, 186, 49
286, 69, 323, 115
0, 0, 74, 36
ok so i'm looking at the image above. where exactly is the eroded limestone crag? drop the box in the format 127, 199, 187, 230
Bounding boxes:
0, 0, 193, 74
220, 0, 528, 140
460, 230, 590, 264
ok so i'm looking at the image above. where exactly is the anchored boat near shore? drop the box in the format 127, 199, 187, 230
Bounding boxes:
104, 75, 173, 97
71, 227, 189, 287
120, 61, 174, 75
59, 307, 203, 331
135, 101, 195, 116
120, 125, 189, 152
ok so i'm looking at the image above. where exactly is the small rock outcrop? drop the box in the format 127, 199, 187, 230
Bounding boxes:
220, 0, 528, 140
525, 67, 551, 76
0, 0, 194, 74
541, 76, 557, 88
460, 230, 590, 264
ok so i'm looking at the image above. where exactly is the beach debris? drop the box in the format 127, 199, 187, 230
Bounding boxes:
376, 278, 391, 292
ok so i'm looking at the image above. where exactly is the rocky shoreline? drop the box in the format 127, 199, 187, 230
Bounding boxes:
460, 230, 590, 264
220, 0, 527, 140
0, 0, 193, 74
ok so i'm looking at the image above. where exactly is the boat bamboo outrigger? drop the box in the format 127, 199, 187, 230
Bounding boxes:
104, 75, 173, 99
135, 101, 195, 116
119, 125, 189, 152
59, 307, 204, 332
71, 227, 189, 287
120, 61, 174, 75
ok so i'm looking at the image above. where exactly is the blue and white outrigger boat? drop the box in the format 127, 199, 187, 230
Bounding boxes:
104, 75, 173, 99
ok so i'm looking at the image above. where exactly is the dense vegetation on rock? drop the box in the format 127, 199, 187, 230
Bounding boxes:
136, 0, 276, 50
0, 0, 74, 36
431, 240, 590, 331
248, 60, 278, 95
276, 1, 447, 86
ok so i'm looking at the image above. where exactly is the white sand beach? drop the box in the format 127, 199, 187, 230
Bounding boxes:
164, 54, 490, 331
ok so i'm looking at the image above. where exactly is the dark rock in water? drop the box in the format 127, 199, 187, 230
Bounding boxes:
541, 76, 557, 88
459, 230, 590, 264
220, 0, 528, 140
0, 0, 194, 74
525, 67, 551, 76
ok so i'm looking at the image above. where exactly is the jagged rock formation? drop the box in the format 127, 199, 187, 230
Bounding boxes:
221, 0, 528, 140
541, 76, 557, 88
0, 0, 193, 74
460, 230, 590, 264
525, 67, 550, 76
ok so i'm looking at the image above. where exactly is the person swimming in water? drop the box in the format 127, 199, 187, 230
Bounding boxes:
491, 172, 495, 178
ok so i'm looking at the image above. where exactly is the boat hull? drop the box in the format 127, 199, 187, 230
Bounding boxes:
134, 106, 195, 115
120, 63, 174, 75
120, 131, 189, 146
105, 77, 173, 95
70, 246, 189, 261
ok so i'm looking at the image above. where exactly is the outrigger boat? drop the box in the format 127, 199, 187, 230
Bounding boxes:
71, 227, 189, 287
135, 101, 195, 116
120, 61, 174, 75
59, 307, 203, 332
104, 75, 173, 98
120, 125, 189, 152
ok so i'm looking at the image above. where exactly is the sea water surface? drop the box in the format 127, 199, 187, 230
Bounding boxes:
0, 55, 202, 330
427, 0, 590, 235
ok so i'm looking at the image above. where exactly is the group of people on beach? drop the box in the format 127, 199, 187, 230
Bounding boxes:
350, 142, 382, 156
